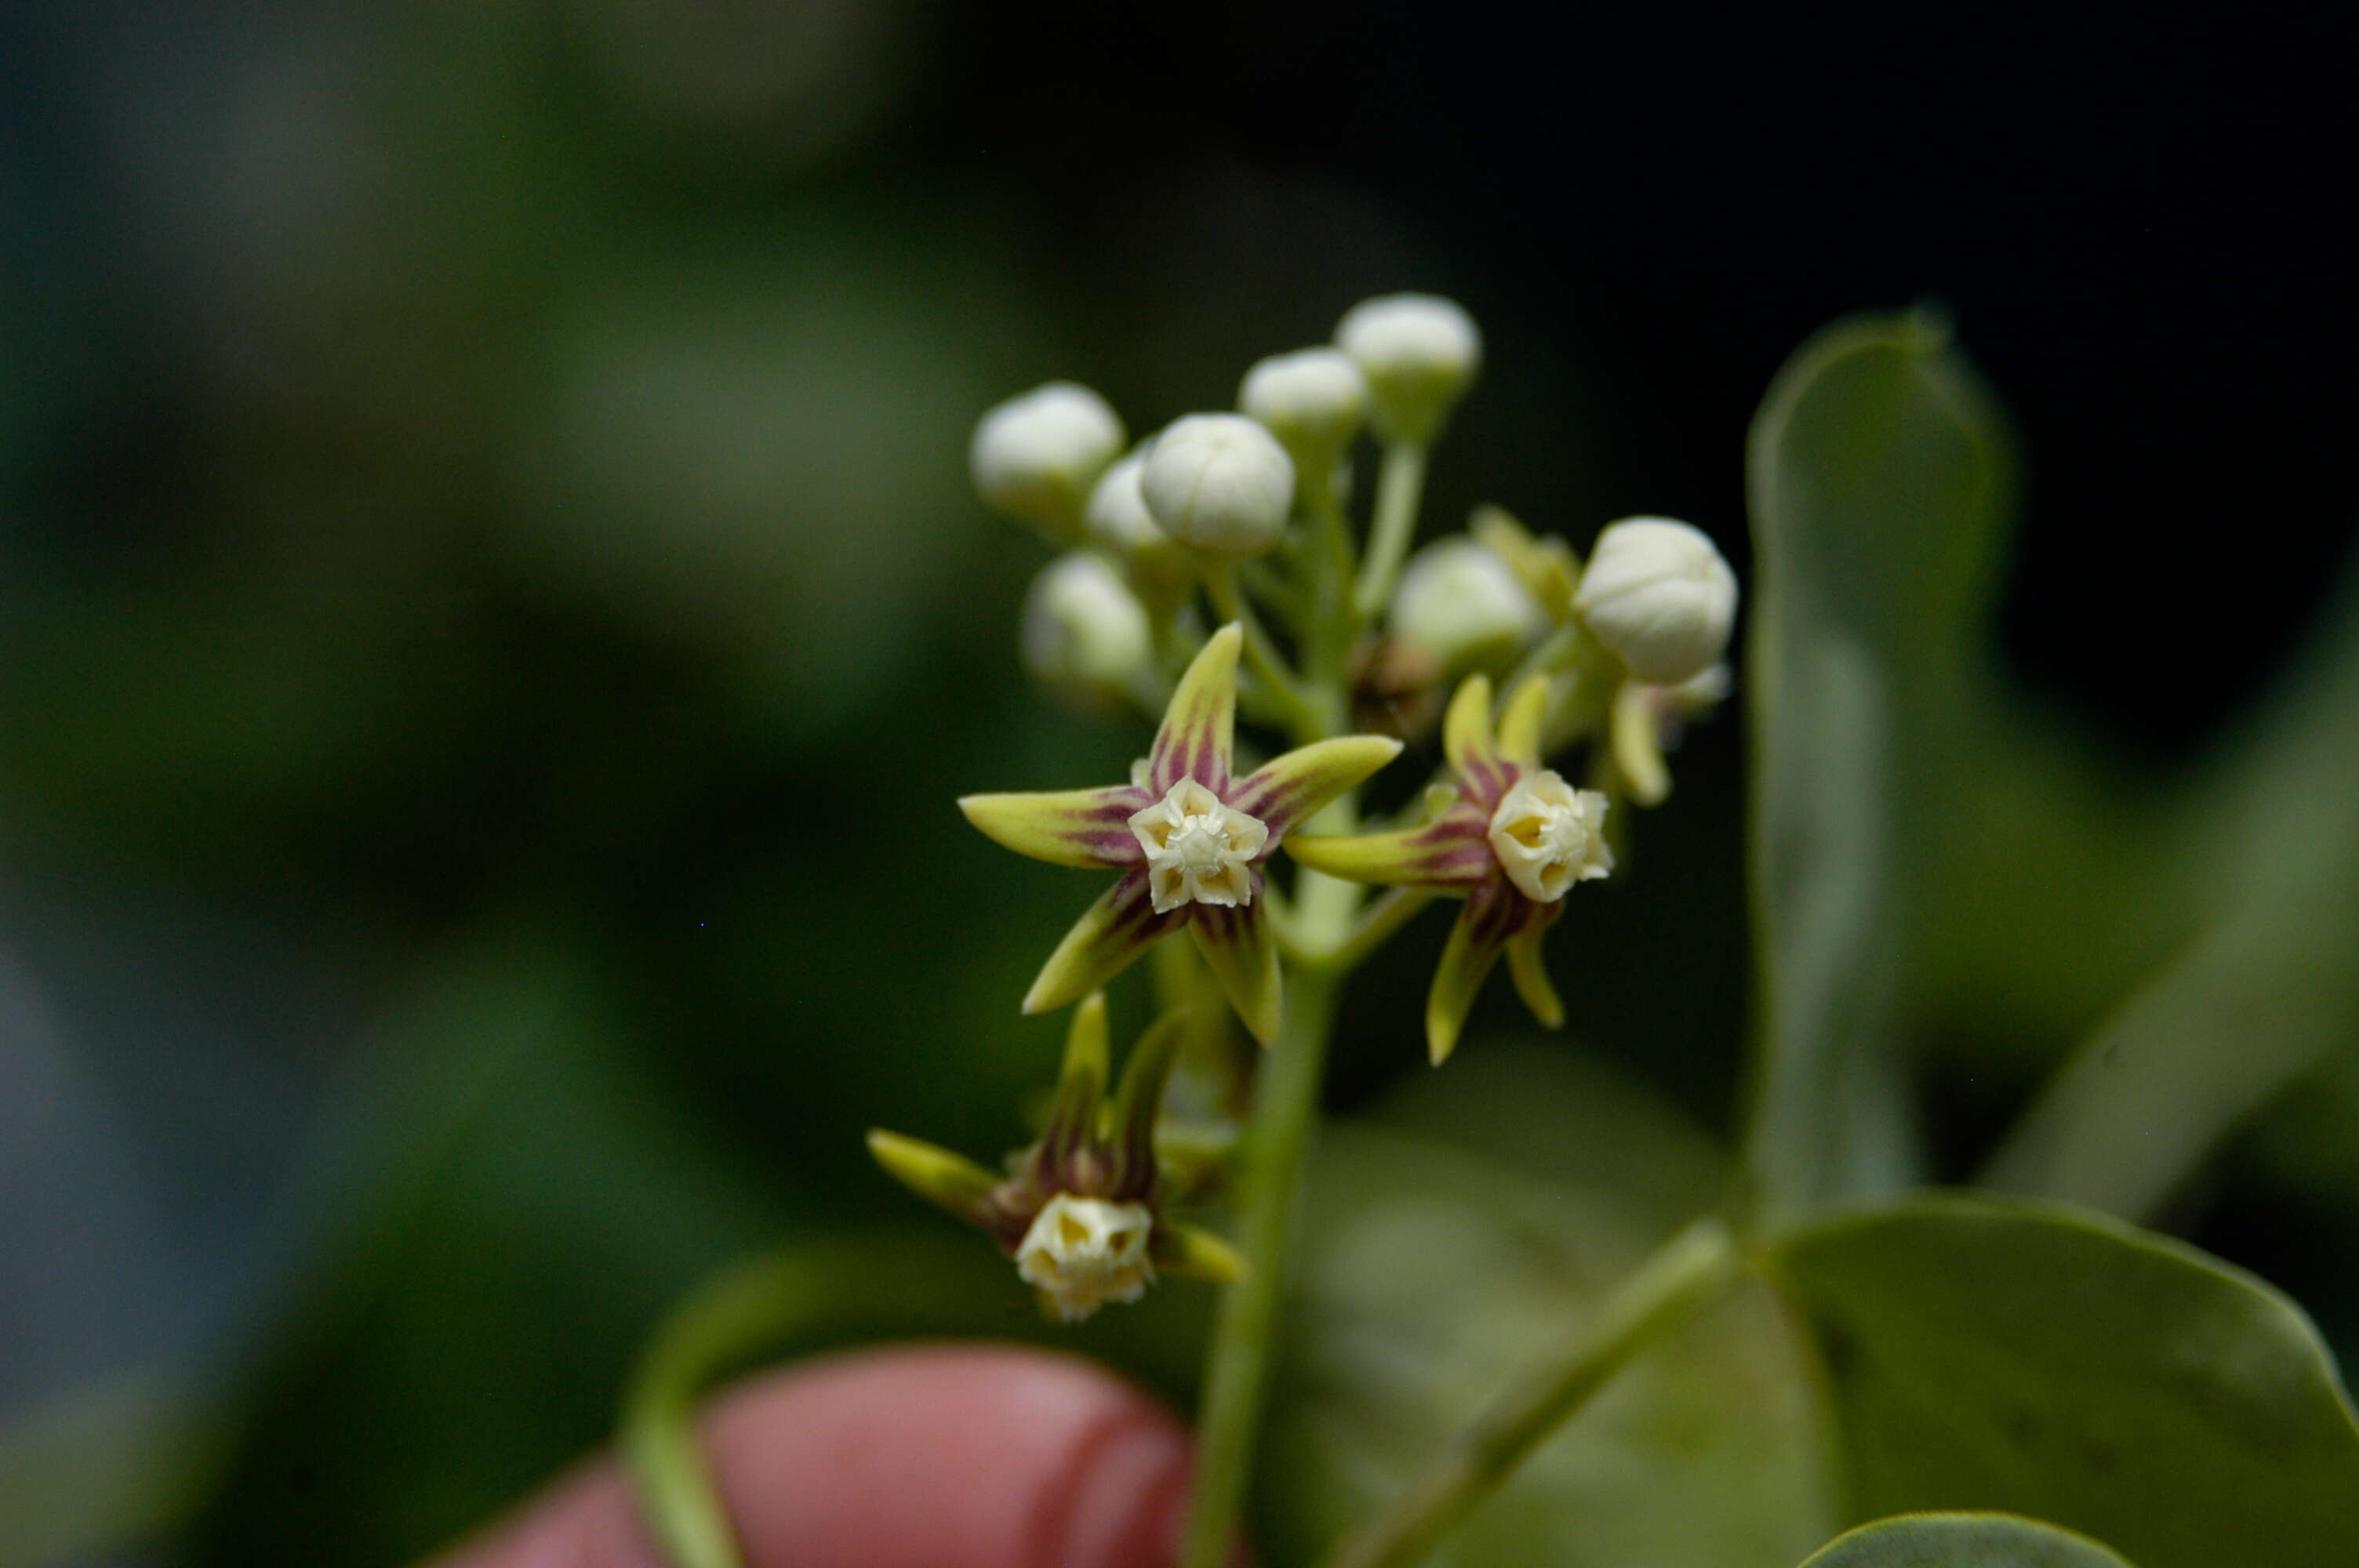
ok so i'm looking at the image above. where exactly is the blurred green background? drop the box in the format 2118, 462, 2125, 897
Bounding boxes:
2, 4, 2354, 1565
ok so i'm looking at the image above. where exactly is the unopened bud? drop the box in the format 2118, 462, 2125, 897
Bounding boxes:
1572, 517, 1739, 684
1017, 1194, 1155, 1322
970, 383, 1126, 542
1140, 413, 1295, 556
1238, 348, 1368, 474
1020, 553, 1154, 708
1334, 293, 1481, 444
1084, 452, 1192, 599
1390, 536, 1547, 671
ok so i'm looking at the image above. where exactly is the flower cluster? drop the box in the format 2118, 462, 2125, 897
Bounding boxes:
880, 292, 1741, 1319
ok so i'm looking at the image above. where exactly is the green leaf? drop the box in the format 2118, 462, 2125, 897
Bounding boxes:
1984, 555, 2359, 1220
1772, 1193, 2359, 1568
1264, 1116, 1834, 1568
1742, 309, 2015, 1224
1798, 1512, 2135, 1568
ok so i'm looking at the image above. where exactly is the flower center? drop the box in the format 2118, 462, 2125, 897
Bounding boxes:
1485, 769, 1614, 902
1016, 1194, 1156, 1323
1129, 779, 1269, 913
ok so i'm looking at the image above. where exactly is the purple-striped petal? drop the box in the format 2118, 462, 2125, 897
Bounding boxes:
1442, 674, 1514, 806
1230, 734, 1405, 842
959, 786, 1152, 869
1283, 800, 1496, 888
1148, 625, 1241, 794
1023, 868, 1188, 1016
1424, 876, 1546, 1065
1188, 888, 1281, 1047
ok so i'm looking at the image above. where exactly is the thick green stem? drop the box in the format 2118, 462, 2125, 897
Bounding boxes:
1315, 1217, 1742, 1568
1351, 442, 1430, 620
1179, 962, 1344, 1568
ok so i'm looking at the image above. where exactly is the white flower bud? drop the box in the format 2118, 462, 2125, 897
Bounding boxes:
1333, 293, 1481, 444
1020, 552, 1153, 706
1084, 451, 1191, 597
970, 382, 1126, 542
1016, 1194, 1155, 1322
1140, 413, 1295, 556
1572, 517, 1739, 684
1238, 348, 1368, 469
1390, 537, 1547, 671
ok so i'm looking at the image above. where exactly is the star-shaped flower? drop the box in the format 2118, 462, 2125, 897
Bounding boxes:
1285, 673, 1612, 1064
868, 994, 1246, 1322
961, 624, 1403, 1044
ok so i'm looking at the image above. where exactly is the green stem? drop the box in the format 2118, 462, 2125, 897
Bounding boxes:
1327, 885, 1435, 973
1314, 1218, 1742, 1568
1205, 562, 1319, 741
1351, 441, 1430, 621
1179, 963, 1344, 1568
620, 1238, 996, 1568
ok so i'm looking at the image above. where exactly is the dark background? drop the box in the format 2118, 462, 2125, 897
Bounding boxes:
2, 3, 2352, 1563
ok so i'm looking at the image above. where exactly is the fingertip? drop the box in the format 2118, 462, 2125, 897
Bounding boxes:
435, 1343, 1227, 1568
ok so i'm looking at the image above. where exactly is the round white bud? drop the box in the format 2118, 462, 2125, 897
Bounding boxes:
1334, 293, 1482, 443
1572, 517, 1739, 684
1083, 451, 1190, 597
1020, 552, 1153, 706
969, 382, 1125, 541
1140, 413, 1295, 556
1390, 537, 1547, 671
1238, 348, 1368, 469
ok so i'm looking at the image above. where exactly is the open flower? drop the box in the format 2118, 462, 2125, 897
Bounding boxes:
867, 995, 1247, 1322
960, 624, 1402, 1044
1286, 674, 1612, 1064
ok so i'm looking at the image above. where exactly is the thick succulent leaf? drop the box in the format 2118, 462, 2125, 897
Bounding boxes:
1229, 734, 1405, 840
1743, 310, 2012, 1225
1772, 1193, 2359, 1568
1984, 554, 2359, 1220
1798, 1512, 2135, 1568
1263, 1120, 1833, 1568
1021, 869, 1187, 1016
957, 785, 1150, 869
1282, 804, 1493, 889
1187, 894, 1281, 1047
1148, 623, 1241, 793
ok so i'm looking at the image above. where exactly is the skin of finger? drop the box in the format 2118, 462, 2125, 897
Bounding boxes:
433, 1343, 1225, 1568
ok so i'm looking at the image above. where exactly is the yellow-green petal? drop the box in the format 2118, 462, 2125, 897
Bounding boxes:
1189, 894, 1282, 1047
1283, 804, 1493, 888
1496, 674, 1552, 768
1610, 681, 1673, 807
1424, 880, 1531, 1065
1023, 869, 1188, 1016
1505, 920, 1564, 1029
958, 786, 1151, 869
1441, 672, 1496, 775
1149, 623, 1242, 793
867, 1129, 1001, 1227
1041, 992, 1113, 1157
1154, 1222, 1249, 1283
1231, 734, 1405, 839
